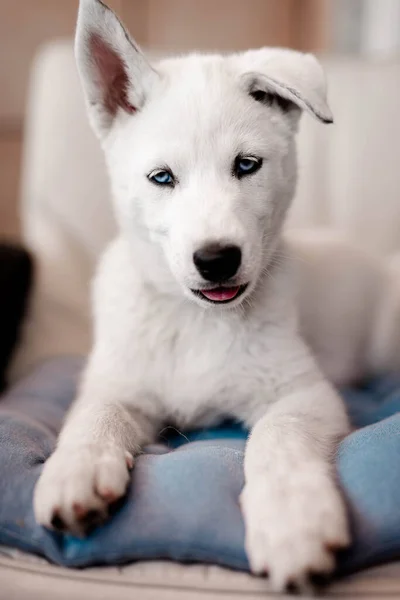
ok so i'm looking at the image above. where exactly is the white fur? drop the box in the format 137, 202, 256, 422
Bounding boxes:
34, 0, 400, 592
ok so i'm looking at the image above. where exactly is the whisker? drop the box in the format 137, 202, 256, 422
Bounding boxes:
158, 426, 190, 444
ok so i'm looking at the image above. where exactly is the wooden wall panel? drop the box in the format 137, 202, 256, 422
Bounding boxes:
0, 134, 21, 238
0, 0, 330, 129
0, 0, 124, 128
120, 1, 149, 46
292, 0, 331, 52
0, 0, 76, 126
0, 0, 123, 238
0, 0, 328, 128
147, 0, 294, 52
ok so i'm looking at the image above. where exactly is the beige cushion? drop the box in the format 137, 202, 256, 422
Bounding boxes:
2, 549, 400, 600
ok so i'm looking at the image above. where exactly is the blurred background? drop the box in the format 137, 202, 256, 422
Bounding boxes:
1, 0, 400, 241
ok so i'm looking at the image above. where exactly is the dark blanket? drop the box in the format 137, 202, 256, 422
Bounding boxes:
0, 243, 33, 391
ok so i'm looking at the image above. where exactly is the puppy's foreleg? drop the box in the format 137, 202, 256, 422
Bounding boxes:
241, 337, 350, 592
34, 360, 155, 536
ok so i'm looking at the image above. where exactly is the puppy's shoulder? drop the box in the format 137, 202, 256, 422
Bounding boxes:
91, 236, 146, 317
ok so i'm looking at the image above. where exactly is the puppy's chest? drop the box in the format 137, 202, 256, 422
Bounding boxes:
129, 303, 277, 425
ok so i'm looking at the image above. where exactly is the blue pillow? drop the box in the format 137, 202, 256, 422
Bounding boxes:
0, 356, 400, 576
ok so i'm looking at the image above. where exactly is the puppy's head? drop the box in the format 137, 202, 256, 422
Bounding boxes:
76, 0, 333, 308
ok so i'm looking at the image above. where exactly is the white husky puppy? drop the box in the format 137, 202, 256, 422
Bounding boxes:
33, 0, 400, 592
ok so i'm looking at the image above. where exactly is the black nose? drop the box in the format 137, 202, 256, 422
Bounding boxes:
193, 243, 242, 282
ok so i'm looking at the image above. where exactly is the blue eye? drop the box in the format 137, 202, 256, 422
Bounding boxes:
235, 156, 262, 179
148, 169, 175, 186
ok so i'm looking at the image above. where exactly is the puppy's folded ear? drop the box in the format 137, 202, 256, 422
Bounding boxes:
237, 48, 333, 124
75, 0, 159, 138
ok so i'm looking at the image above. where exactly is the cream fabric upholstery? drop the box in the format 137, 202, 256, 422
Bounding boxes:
292, 59, 400, 255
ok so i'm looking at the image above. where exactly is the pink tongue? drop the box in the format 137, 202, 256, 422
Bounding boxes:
201, 286, 240, 302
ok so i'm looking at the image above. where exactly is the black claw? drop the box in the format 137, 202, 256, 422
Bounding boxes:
107, 495, 125, 517
285, 581, 302, 595
78, 509, 105, 534
284, 572, 331, 596
309, 571, 331, 589
50, 513, 66, 532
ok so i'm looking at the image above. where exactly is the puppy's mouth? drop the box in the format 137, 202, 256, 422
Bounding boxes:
191, 284, 248, 304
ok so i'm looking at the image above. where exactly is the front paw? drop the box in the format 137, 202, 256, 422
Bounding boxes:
34, 445, 133, 536
240, 468, 350, 593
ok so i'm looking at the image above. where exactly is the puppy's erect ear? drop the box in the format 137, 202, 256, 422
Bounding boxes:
237, 48, 333, 124
75, 0, 159, 138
